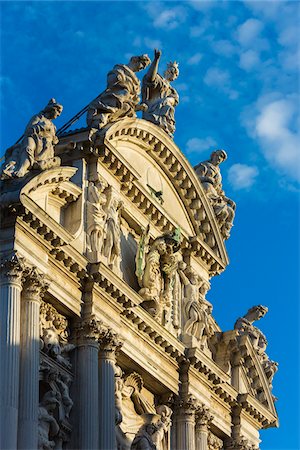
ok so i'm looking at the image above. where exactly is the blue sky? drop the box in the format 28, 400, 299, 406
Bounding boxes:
1, 1, 299, 448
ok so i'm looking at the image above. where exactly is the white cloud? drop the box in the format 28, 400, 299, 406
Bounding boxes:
254, 98, 300, 181
237, 18, 263, 46
203, 67, 238, 100
186, 137, 217, 155
228, 164, 259, 189
239, 50, 260, 71
187, 53, 203, 65
212, 39, 236, 57
152, 6, 187, 30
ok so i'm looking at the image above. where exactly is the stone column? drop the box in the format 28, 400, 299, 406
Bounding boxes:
76, 318, 102, 450
98, 329, 122, 450
176, 395, 198, 450
0, 254, 25, 450
17, 268, 47, 450
195, 405, 213, 450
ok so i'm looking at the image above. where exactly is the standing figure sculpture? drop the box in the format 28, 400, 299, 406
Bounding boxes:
86, 177, 107, 254
1, 98, 63, 179
103, 187, 124, 268
136, 227, 182, 322
234, 305, 278, 388
194, 150, 236, 239
180, 265, 212, 344
142, 49, 179, 137
87, 54, 150, 131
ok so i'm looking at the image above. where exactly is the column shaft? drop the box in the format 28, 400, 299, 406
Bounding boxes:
17, 282, 41, 450
195, 425, 208, 450
77, 342, 99, 450
176, 414, 195, 450
0, 278, 22, 449
99, 350, 117, 450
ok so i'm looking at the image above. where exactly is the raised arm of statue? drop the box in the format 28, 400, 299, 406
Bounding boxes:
144, 49, 162, 83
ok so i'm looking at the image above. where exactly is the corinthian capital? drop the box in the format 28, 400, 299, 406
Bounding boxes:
177, 394, 199, 415
98, 328, 123, 352
195, 403, 214, 427
22, 267, 49, 298
75, 316, 104, 343
0, 252, 26, 284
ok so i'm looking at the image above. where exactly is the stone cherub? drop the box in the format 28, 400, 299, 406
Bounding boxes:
179, 265, 213, 344
87, 54, 151, 131
194, 149, 236, 239
1, 98, 63, 179
142, 49, 179, 137
234, 305, 278, 388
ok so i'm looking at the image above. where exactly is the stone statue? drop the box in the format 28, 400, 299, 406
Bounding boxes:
131, 416, 159, 450
180, 265, 213, 344
103, 187, 124, 268
38, 390, 60, 450
194, 150, 236, 239
115, 371, 157, 450
234, 305, 278, 387
86, 177, 107, 254
56, 374, 73, 419
87, 54, 151, 130
40, 301, 75, 369
136, 227, 181, 321
142, 49, 179, 137
1, 99, 62, 179
152, 405, 172, 450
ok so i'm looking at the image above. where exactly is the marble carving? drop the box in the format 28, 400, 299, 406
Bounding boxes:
87, 54, 150, 130
1, 99, 62, 179
195, 150, 236, 239
142, 49, 179, 137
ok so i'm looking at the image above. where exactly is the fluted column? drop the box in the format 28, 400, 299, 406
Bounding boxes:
98, 329, 122, 450
17, 268, 47, 449
0, 254, 25, 450
195, 405, 213, 450
176, 395, 198, 450
76, 317, 102, 450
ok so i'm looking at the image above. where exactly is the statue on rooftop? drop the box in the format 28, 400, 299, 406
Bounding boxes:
234, 305, 278, 387
87, 54, 151, 131
194, 149, 236, 239
1, 99, 62, 179
142, 49, 179, 137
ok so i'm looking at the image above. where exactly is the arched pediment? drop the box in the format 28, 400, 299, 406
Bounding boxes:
19, 167, 83, 241
97, 119, 229, 270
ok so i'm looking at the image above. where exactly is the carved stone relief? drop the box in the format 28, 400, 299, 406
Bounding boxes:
135, 226, 182, 329
1, 99, 62, 179
115, 369, 172, 450
86, 176, 107, 259
194, 150, 235, 240
39, 302, 74, 449
142, 49, 179, 137
179, 264, 213, 349
208, 431, 223, 450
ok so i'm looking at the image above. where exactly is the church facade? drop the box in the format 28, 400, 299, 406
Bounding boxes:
0, 50, 278, 450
